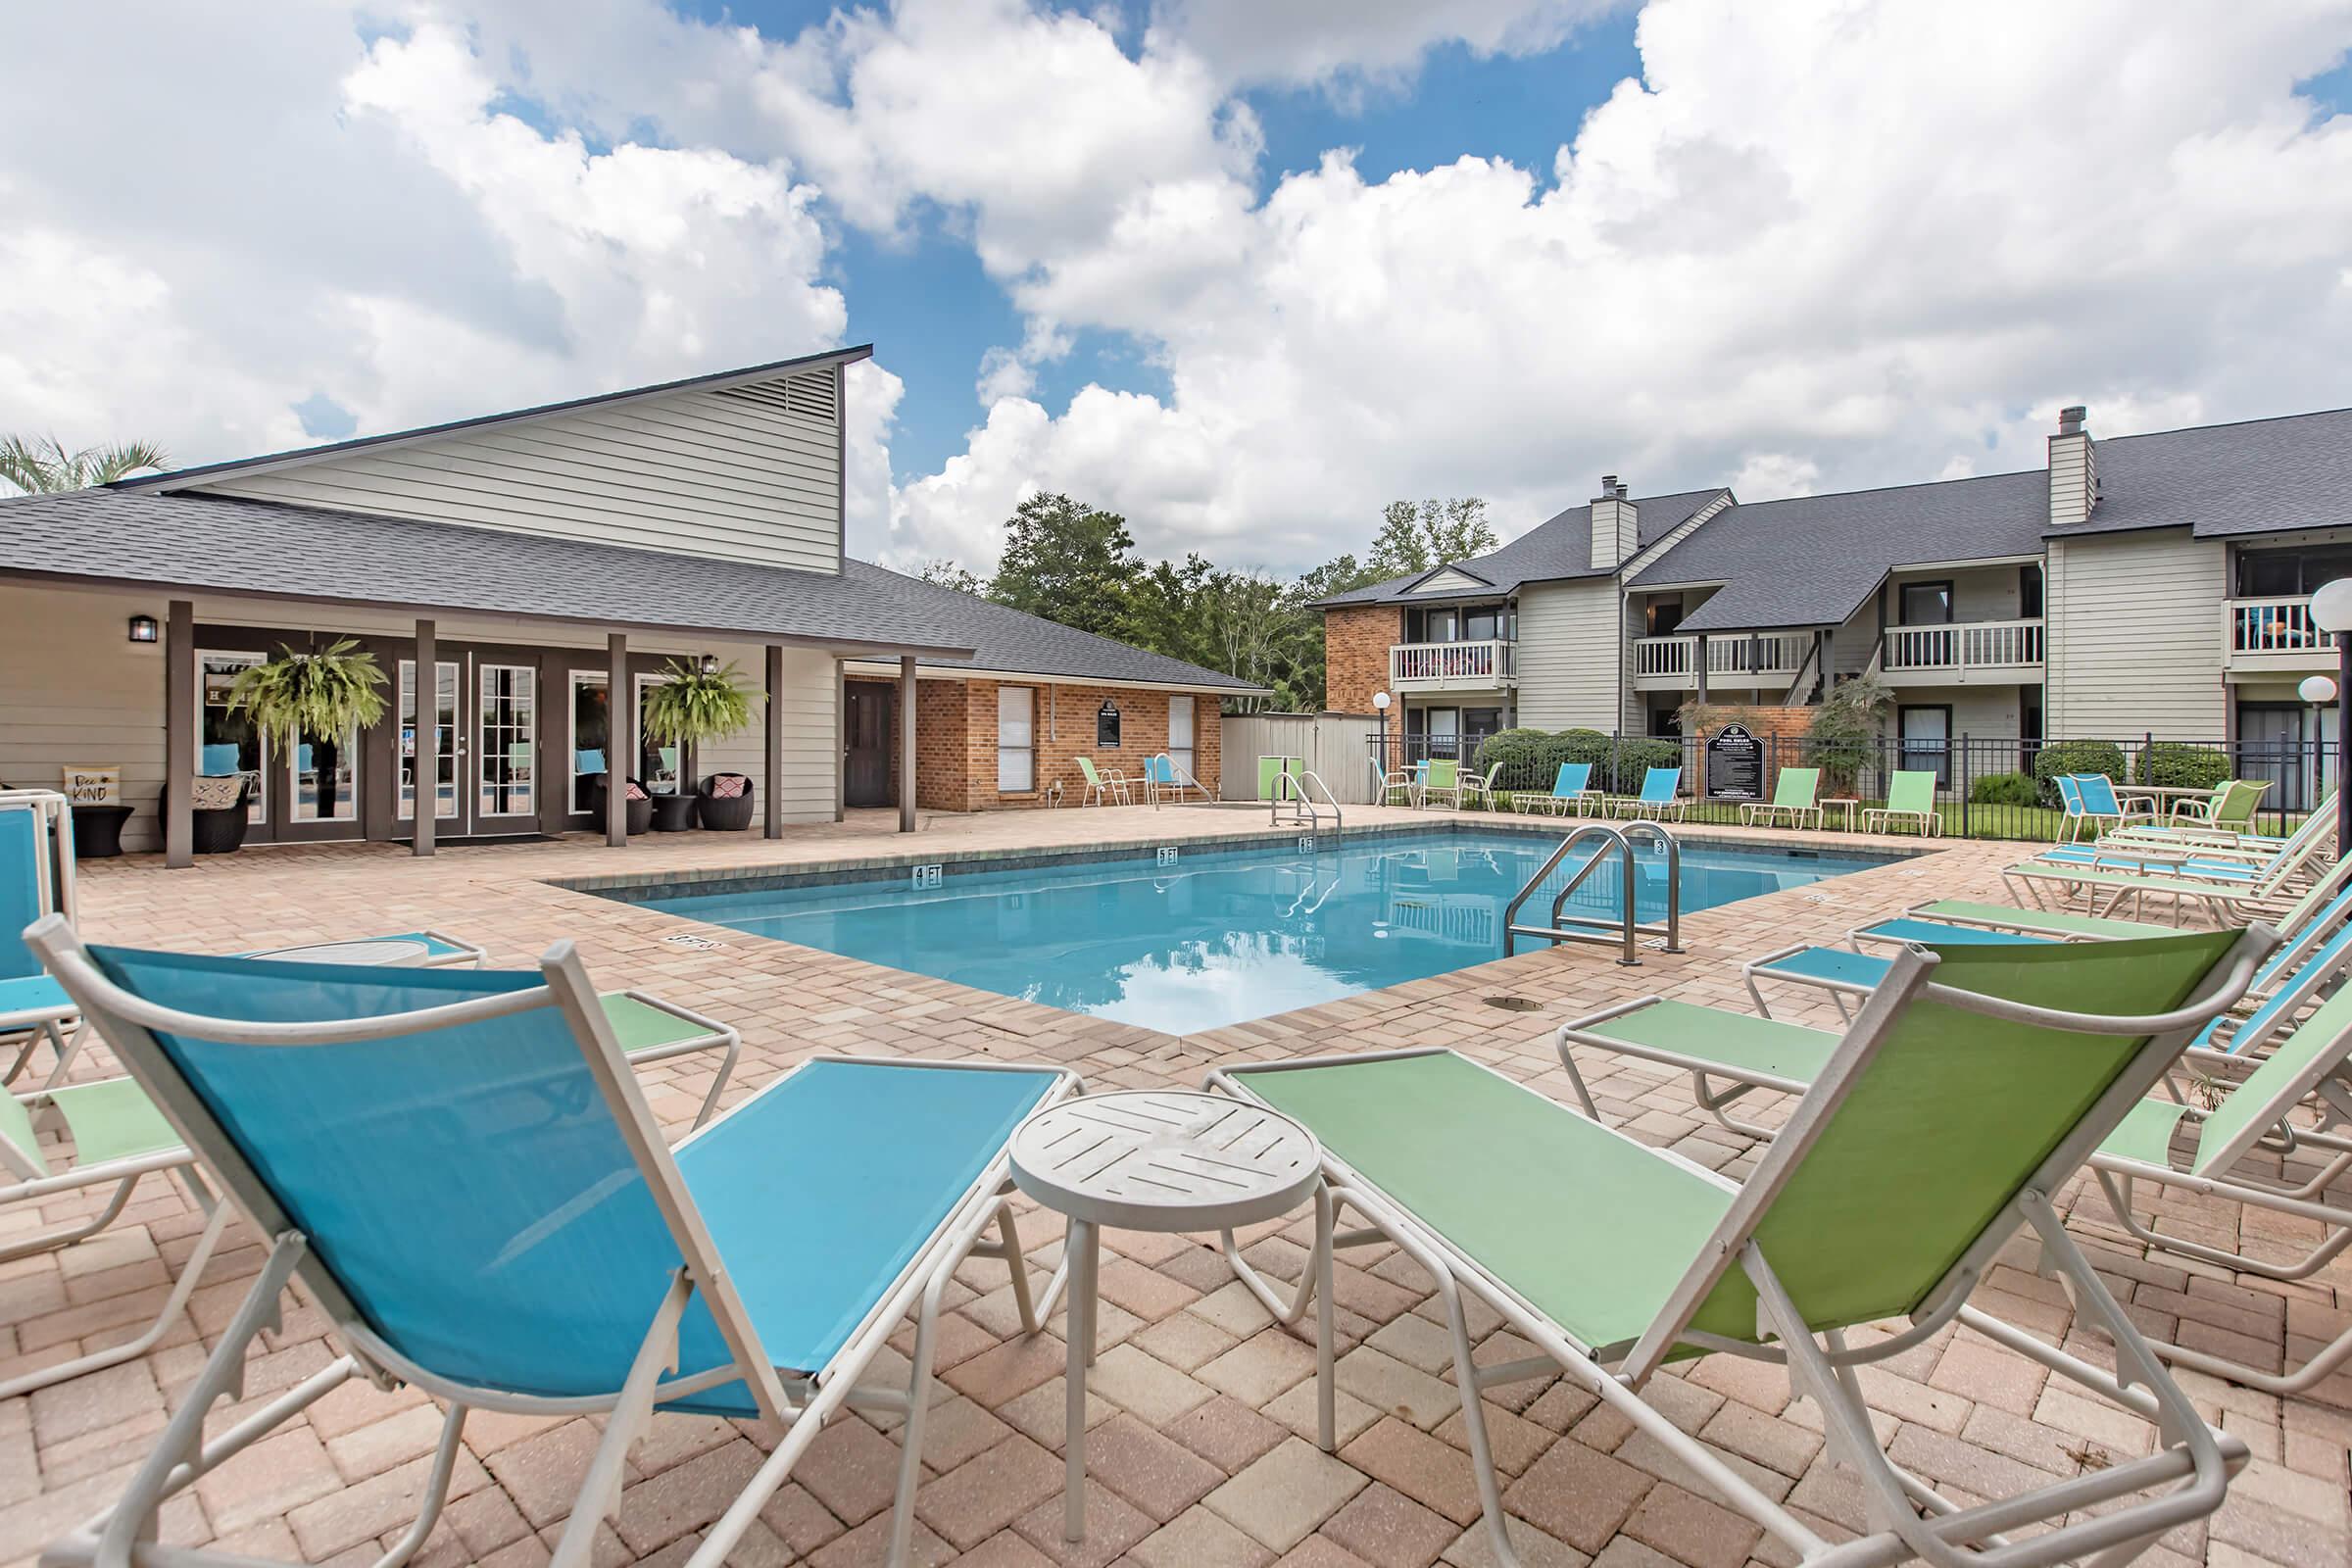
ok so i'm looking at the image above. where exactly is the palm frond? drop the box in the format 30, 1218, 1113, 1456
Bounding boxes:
0, 431, 170, 494
85, 441, 170, 484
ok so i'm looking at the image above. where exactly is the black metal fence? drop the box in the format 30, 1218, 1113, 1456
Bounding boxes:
1366, 729, 2336, 842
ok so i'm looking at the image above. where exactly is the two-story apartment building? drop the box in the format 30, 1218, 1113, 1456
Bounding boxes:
0, 346, 1252, 863
1322, 402, 2352, 799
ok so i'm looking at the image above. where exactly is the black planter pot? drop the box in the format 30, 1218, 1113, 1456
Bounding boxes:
649, 794, 698, 832
171, 778, 253, 855
697, 774, 756, 831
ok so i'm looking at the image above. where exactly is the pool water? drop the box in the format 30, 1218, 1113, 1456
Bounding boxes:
640, 829, 1899, 1035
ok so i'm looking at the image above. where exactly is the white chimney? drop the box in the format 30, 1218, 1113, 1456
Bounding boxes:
1589, 476, 1639, 569
2047, 405, 2099, 528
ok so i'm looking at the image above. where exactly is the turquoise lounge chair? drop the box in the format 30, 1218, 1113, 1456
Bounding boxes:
1515, 761, 1600, 816
239, 930, 490, 967
1608, 764, 1687, 821
1216, 930, 2266, 1568
29, 920, 1077, 1568
2058, 773, 2151, 843
2002, 809, 2336, 923
1143, 752, 1209, 805
0, 791, 82, 1086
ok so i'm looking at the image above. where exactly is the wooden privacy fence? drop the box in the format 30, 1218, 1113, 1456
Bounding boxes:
1220, 712, 1383, 804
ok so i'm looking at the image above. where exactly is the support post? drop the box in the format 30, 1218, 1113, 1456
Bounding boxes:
607, 632, 629, 848
164, 600, 195, 868
1820, 628, 1835, 698
2338, 639, 2350, 857
413, 619, 437, 858
1694, 634, 1709, 703
899, 655, 918, 833
765, 645, 786, 840
834, 658, 848, 823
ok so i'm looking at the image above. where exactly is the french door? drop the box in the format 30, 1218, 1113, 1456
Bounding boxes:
397, 651, 542, 838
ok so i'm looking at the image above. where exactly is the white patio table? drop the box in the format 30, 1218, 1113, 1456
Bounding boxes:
1008, 1091, 1324, 1542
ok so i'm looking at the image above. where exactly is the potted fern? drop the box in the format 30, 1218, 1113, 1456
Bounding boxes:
226, 640, 389, 834
641, 658, 762, 829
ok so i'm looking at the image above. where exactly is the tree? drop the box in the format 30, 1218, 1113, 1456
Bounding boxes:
1366, 497, 1497, 579
916, 559, 988, 596
0, 433, 170, 495
988, 493, 1144, 641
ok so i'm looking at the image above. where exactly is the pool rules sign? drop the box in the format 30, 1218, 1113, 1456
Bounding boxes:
1705, 723, 1764, 804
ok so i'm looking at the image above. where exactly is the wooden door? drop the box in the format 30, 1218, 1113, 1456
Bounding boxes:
845, 683, 894, 806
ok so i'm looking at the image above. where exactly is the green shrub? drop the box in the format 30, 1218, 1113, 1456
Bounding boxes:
1969, 771, 2039, 808
2133, 742, 2230, 793
1471, 728, 1548, 789
2031, 740, 2128, 806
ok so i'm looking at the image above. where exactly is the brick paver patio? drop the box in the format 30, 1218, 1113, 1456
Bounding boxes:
4, 804, 2346, 1567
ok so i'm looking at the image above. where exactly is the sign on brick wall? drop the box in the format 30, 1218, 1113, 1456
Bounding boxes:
1705, 723, 1764, 803
1097, 700, 1122, 748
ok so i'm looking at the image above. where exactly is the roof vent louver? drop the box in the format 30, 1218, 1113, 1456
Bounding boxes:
714, 369, 838, 426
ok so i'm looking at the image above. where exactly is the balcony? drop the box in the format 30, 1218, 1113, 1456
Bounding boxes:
1632, 632, 1809, 691
1879, 618, 2044, 685
2226, 596, 2339, 672
1390, 639, 1515, 692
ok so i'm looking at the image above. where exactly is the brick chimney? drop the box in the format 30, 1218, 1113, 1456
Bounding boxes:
2047, 405, 2099, 528
1589, 476, 1639, 569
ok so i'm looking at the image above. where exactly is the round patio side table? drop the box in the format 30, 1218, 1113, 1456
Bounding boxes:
69, 803, 133, 858
1008, 1091, 1323, 1543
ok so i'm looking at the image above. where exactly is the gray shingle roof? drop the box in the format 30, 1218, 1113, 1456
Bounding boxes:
1314, 488, 1729, 608
0, 487, 1260, 690
1638, 469, 2047, 634
2047, 406, 2352, 539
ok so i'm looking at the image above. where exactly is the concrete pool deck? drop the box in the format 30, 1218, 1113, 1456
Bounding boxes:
4, 804, 2346, 1567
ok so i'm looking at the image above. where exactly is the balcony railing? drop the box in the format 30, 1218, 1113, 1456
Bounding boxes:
1633, 632, 1808, 682
1390, 639, 1514, 689
2227, 596, 2337, 662
1882, 617, 2044, 674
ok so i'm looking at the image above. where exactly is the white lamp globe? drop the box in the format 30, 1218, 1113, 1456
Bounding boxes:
1372, 691, 1391, 710
2311, 577, 2352, 635
2301, 675, 2338, 706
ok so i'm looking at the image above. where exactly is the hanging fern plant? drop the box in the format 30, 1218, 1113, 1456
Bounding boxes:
227, 638, 389, 751
642, 658, 761, 749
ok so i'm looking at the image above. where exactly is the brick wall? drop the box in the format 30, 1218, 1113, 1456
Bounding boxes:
912, 678, 1226, 810
1323, 606, 1401, 715
1690, 704, 1815, 799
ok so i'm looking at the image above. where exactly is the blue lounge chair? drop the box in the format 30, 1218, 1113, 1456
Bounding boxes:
29, 920, 1079, 1568
1515, 761, 1601, 816
1608, 765, 1687, 821
1143, 752, 1209, 805
0, 791, 82, 1086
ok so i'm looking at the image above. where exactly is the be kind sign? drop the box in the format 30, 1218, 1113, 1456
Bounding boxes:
62, 764, 122, 804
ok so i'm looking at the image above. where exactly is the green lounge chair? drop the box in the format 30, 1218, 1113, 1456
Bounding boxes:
1892, 899, 2172, 941
1740, 766, 1821, 830
1862, 769, 1940, 836
1075, 756, 1131, 806
29, 917, 1078, 1568
1213, 930, 2266, 1568
2164, 777, 2270, 831
1420, 758, 1463, 808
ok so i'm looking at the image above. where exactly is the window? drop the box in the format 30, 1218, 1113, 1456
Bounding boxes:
2020, 563, 2043, 619
636, 674, 681, 796
998, 686, 1035, 792
1645, 599, 1685, 638
397, 660, 459, 821
197, 651, 268, 823
292, 720, 357, 822
1463, 608, 1500, 642
478, 665, 536, 816
1167, 694, 1195, 782
570, 672, 610, 813
1463, 708, 1503, 747
2234, 545, 2352, 598
1897, 580, 1954, 624
1425, 608, 1459, 643
1898, 705, 1952, 786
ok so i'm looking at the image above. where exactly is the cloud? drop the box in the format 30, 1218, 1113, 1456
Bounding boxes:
1149, 0, 1622, 91
836, 0, 2352, 573
0, 3, 846, 467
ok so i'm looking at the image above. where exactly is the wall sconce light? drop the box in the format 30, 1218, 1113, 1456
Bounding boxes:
126, 613, 160, 644
698, 653, 719, 675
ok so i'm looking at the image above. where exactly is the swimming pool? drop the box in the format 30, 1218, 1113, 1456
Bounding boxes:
634, 829, 1902, 1035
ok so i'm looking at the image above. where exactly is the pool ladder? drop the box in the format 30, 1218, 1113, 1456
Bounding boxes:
1501, 821, 1682, 966
1270, 768, 1342, 831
